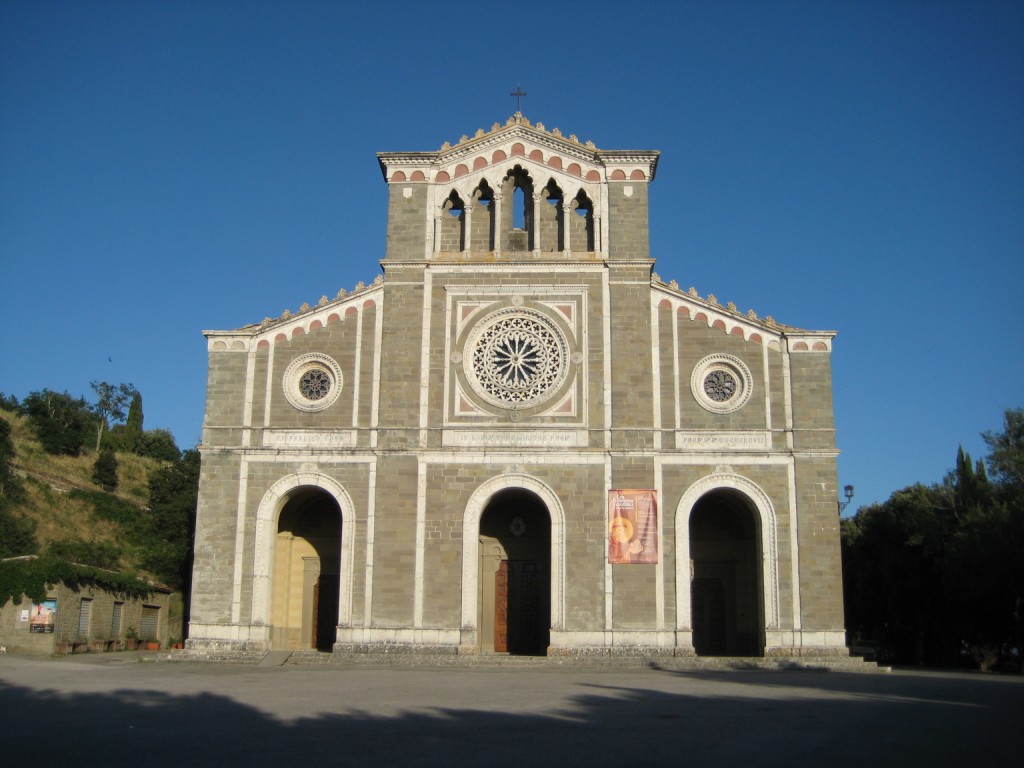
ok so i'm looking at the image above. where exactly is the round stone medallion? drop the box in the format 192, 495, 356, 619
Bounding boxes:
690, 353, 753, 414
283, 353, 344, 412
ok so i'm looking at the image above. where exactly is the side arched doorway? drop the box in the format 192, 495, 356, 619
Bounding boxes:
478, 489, 551, 656
689, 491, 764, 656
270, 488, 341, 651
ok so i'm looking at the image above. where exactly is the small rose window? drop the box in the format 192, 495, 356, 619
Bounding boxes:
284, 353, 344, 412
691, 354, 752, 414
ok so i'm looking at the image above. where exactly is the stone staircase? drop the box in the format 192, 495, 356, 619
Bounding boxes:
284, 650, 890, 673
159, 647, 888, 673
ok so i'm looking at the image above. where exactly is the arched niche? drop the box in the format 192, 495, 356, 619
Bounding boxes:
461, 474, 566, 649
674, 474, 780, 650
252, 472, 357, 641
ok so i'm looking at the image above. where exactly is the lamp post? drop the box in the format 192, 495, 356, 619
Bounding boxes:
838, 484, 855, 515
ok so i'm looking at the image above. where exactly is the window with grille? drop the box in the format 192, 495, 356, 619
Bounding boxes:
111, 601, 123, 636
140, 605, 160, 639
78, 599, 93, 638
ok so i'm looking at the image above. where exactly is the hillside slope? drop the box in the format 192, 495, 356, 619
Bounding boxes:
1, 409, 178, 582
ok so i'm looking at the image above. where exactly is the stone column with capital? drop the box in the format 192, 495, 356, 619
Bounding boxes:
492, 192, 503, 254
561, 201, 572, 253
531, 192, 541, 256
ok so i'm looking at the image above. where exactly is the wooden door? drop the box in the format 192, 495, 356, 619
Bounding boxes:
494, 560, 509, 652
508, 560, 541, 654
311, 579, 320, 649
495, 559, 544, 654
692, 577, 727, 655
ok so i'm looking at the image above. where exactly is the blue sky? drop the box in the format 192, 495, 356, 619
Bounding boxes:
2, 1, 1021, 512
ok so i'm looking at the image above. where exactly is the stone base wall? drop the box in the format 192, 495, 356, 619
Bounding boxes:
191, 620, 849, 659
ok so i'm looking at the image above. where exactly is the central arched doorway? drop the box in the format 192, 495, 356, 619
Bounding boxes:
689, 491, 764, 656
270, 488, 341, 651
478, 489, 551, 655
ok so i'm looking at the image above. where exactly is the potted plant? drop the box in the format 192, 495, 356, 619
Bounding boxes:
142, 638, 161, 651
124, 626, 139, 650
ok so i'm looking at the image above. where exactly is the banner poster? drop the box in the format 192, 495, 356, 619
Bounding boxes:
608, 489, 659, 564
30, 600, 56, 633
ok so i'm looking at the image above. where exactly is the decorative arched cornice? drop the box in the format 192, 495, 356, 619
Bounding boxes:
460, 473, 566, 632
204, 280, 385, 350
673, 473, 781, 632
377, 115, 658, 188
251, 471, 357, 631
649, 280, 835, 347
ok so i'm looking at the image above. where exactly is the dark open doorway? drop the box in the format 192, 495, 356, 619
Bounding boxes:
689, 491, 764, 657
272, 489, 341, 651
479, 489, 551, 656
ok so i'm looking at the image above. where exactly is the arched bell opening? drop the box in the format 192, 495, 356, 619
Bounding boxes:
540, 179, 564, 252
689, 490, 764, 657
440, 190, 466, 252
270, 488, 342, 651
478, 489, 551, 656
501, 167, 534, 251
571, 189, 595, 252
472, 180, 495, 251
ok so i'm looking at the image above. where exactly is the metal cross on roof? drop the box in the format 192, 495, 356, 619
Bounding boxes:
510, 84, 527, 114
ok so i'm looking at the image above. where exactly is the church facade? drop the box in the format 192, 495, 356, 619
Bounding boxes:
187, 114, 847, 658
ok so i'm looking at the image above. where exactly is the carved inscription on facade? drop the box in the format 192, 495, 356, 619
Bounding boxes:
443, 429, 588, 448
674, 431, 770, 450
263, 430, 357, 448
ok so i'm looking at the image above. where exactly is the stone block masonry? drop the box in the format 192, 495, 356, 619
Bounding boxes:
189, 115, 845, 660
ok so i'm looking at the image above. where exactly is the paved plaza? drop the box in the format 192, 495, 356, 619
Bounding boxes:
1, 654, 1021, 767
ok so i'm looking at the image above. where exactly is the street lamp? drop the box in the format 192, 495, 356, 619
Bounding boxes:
838, 484, 855, 514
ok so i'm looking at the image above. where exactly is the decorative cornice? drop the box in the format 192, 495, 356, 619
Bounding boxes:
205, 274, 384, 339
377, 115, 659, 181
650, 276, 836, 344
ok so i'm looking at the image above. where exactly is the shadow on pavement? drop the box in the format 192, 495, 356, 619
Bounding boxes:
2, 664, 1021, 767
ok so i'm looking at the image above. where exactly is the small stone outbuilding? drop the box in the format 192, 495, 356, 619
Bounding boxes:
0, 562, 173, 655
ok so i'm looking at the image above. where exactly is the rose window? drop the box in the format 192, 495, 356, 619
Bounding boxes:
703, 369, 737, 402
466, 308, 568, 407
299, 369, 332, 401
690, 354, 753, 414
283, 353, 344, 412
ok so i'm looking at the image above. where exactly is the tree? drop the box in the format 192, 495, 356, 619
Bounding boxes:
89, 381, 137, 453
0, 419, 37, 558
92, 446, 119, 491
983, 408, 1024, 490
0, 419, 25, 504
124, 391, 143, 453
144, 449, 200, 588
21, 390, 92, 456
137, 428, 180, 462
842, 413, 1024, 670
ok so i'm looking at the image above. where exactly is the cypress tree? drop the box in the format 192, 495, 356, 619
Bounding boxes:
125, 391, 143, 453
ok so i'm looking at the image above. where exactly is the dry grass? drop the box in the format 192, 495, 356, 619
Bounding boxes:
3, 410, 162, 504
2, 409, 168, 569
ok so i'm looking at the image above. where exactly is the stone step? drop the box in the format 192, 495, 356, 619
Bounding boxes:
285, 650, 889, 673
160, 648, 266, 664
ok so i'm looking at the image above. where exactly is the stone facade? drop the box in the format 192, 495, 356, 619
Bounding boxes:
187, 115, 846, 658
